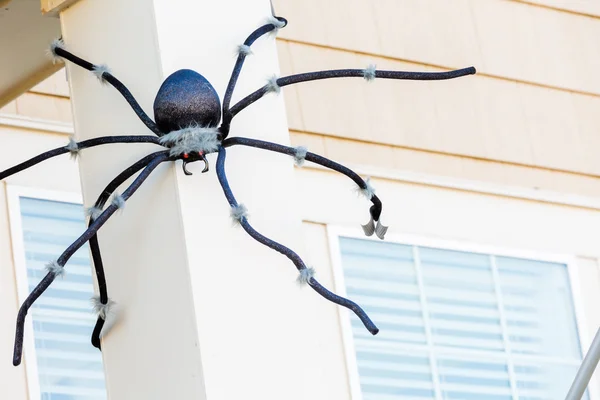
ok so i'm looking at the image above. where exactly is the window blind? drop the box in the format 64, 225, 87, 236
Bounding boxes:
339, 237, 587, 400
19, 197, 107, 400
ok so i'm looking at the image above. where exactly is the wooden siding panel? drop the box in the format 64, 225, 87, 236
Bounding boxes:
573, 94, 600, 176
519, 85, 585, 171
0, 100, 17, 114
30, 69, 69, 97
284, 43, 372, 142
511, 0, 600, 17
280, 41, 599, 174
289, 131, 326, 156
477, 78, 534, 164
274, 0, 600, 94
15, 93, 72, 123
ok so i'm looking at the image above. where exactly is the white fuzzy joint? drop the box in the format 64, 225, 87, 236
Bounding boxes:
237, 44, 253, 57
48, 38, 65, 64
230, 204, 248, 225
266, 75, 281, 94
297, 267, 315, 286
92, 64, 111, 85
363, 64, 377, 82
46, 260, 65, 278
111, 193, 125, 210
65, 137, 80, 160
159, 126, 220, 157
92, 295, 120, 338
356, 177, 376, 199
91, 295, 116, 320
293, 146, 308, 167
266, 16, 286, 37
85, 205, 103, 221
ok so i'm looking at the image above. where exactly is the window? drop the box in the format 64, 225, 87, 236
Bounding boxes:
334, 235, 587, 400
9, 189, 107, 399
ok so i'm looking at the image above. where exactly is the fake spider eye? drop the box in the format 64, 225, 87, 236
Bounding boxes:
183, 153, 189, 159
198, 151, 204, 156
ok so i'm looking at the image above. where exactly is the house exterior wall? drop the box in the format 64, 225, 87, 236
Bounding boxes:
0, 71, 78, 399
272, 0, 600, 397
1, 0, 599, 398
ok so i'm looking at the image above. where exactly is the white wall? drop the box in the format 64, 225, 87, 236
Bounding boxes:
0, 126, 80, 400
294, 165, 600, 398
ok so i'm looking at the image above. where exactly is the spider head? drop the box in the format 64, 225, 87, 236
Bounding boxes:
153, 69, 221, 134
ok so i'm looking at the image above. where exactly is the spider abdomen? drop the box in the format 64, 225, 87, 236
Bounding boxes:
153, 69, 221, 135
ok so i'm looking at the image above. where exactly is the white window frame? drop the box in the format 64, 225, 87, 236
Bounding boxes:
6, 184, 83, 400
327, 225, 597, 400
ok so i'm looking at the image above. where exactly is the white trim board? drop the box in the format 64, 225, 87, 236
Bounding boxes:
303, 163, 600, 211
0, 113, 74, 135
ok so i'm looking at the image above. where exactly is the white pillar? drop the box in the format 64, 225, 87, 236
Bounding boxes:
59, 1, 322, 399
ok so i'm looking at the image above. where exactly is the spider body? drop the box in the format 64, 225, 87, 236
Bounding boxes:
153, 69, 222, 134
4, 15, 476, 366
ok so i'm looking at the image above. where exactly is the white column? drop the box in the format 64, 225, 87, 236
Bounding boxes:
59, 0, 329, 399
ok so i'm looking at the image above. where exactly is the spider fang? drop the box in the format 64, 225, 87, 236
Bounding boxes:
181, 153, 209, 175
200, 154, 209, 173
182, 161, 192, 175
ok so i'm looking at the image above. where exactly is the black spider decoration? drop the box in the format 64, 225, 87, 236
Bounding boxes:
2, 15, 476, 367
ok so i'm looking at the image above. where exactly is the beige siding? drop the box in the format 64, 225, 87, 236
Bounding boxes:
273, 0, 600, 200
0, 70, 70, 121
511, 0, 600, 17
278, 40, 600, 176
0, 99, 17, 114
14, 92, 72, 123
29, 69, 70, 97
275, 0, 600, 94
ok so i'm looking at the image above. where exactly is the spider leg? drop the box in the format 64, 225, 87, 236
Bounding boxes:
221, 15, 287, 136
222, 137, 387, 239
50, 40, 162, 136
86, 151, 167, 350
0, 135, 162, 181
13, 151, 170, 366
224, 66, 477, 123
215, 146, 379, 335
